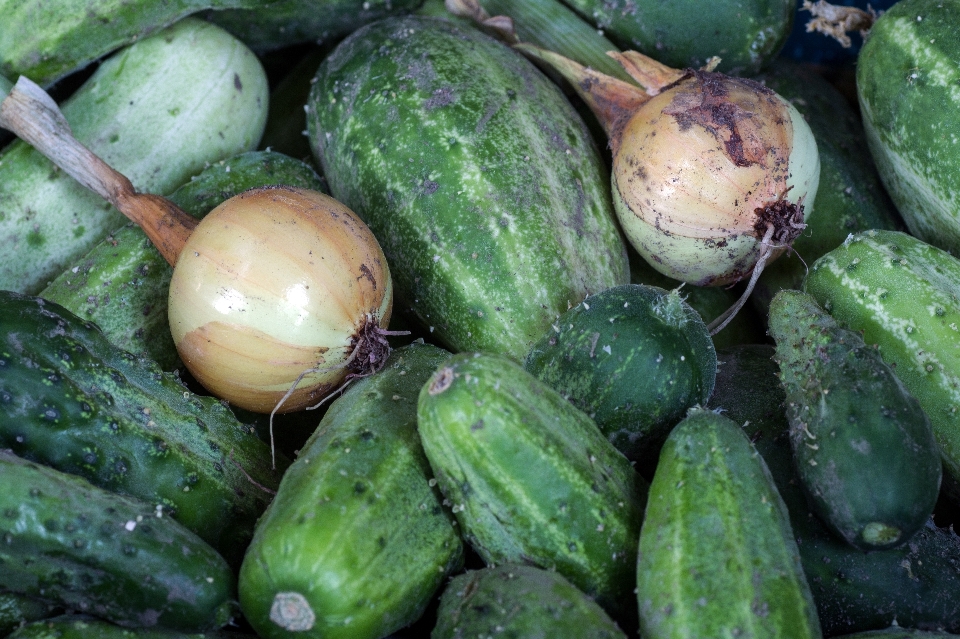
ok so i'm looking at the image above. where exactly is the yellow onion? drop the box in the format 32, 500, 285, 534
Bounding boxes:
168, 185, 393, 414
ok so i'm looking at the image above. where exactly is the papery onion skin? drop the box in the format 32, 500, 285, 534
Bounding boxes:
168, 185, 393, 413
612, 71, 820, 286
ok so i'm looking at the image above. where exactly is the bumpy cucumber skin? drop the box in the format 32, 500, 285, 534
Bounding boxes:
238, 343, 464, 639
524, 284, 716, 463
0, 291, 285, 568
308, 16, 628, 360
857, 0, 960, 255
802, 230, 960, 491
0, 18, 268, 296
432, 564, 626, 639
768, 289, 941, 550
709, 344, 960, 636
6, 615, 251, 639
558, 0, 793, 75
637, 407, 821, 639
417, 352, 646, 626
40, 151, 325, 371
0, 452, 234, 632
0, 593, 57, 637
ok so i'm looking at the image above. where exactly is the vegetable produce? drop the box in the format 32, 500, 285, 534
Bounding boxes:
0, 593, 57, 637
637, 407, 821, 639
769, 289, 941, 550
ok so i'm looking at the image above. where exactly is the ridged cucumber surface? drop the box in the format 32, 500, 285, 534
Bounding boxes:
0, 593, 57, 637
308, 15, 628, 360
40, 151, 325, 371
238, 342, 464, 639
417, 352, 646, 627
0, 17, 268, 295
0, 291, 285, 568
636, 407, 821, 639
0, 451, 234, 631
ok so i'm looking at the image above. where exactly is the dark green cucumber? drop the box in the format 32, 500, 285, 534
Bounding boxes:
40, 151, 326, 370
238, 342, 464, 639
709, 344, 960, 636
523, 284, 716, 464
308, 15, 629, 360
0, 451, 234, 631
636, 407, 821, 639
835, 630, 960, 639
857, 0, 960, 255
258, 50, 329, 162
802, 230, 960, 494
768, 289, 941, 550
6, 615, 255, 639
432, 564, 626, 639
417, 352, 647, 627
0, 291, 285, 568
0, 593, 57, 637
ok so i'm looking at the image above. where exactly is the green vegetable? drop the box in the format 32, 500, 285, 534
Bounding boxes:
0, 593, 57, 637
6, 615, 256, 639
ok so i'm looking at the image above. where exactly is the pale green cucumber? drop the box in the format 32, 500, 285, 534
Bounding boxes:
0, 17, 268, 295
0, 0, 271, 88
802, 230, 960, 491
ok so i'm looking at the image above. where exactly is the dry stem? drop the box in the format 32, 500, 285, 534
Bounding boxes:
802, 0, 878, 48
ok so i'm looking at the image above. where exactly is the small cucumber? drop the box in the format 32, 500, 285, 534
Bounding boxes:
308, 15, 629, 359
238, 342, 464, 639
6, 615, 255, 639
417, 352, 647, 627
524, 284, 716, 464
768, 289, 941, 550
0, 18, 268, 295
432, 564, 627, 639
636, 407, 821, 639
802, 230, 960, 492
39, 151, 325, 371
0, 451, 234, 631
0, 291, 285, 568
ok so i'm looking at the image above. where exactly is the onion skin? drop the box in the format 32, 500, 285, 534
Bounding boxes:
168, 185, 393, 413
612, 71, 820, 286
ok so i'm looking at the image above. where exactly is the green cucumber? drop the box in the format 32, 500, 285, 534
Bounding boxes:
432, 564, 627, 639
0, 451, 234, 631
636, 406, 821, 639
802, 230, 960, 493
39, 151, 326, 371
709, 344, 960, 636
258, 50, 328, 162
556, 0, 794, 75
6, 615, 254, 639
835, 630, 960, 639
238, 342, 464, 639
768, 289, 941, 550
0, 594, 57, 637
307, 15, 629, 360
856, 0, 960, 255
523, 284, 716, 464
0, 290, 285, 568
0, 17, 268, 296
417, 352, 647, 627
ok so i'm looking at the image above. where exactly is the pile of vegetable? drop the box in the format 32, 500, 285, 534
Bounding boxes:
1, 0, 959, 637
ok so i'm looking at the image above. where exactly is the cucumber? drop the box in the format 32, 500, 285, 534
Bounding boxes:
856, 0, 960, 256
238, 342, 464, 639
768, 289, 941, 550
0, 451, 234, 631
0, 290, 285, 568
0, 593, 57, 637
835, 630, 960, 639
556, 0, 795, 75
0, 0, 269, 88
307, 15, 629, 360
636, 407, 821, 639
802, 230, 960, 493
39, 151, 326, 371
417, 352, 647, 627
6, 615, 254, 639
432, 564, 627, 639
709, 344, 960, 636
0, 17, 268, 296
523, 284, 716, 464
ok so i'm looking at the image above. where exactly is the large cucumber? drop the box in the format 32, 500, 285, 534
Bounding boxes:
0, 290, 285, 568
636, 407, 821, 639
40, 151, 325, 371
856, 0, 960, 255
0, 451, 234, 632
0, 593, 57, 637
417, 352, 647, 627
238, 342, 464, 639
307, 15, 629, 360
6, 616, 254, 639
0, 18, 268, 295
802, 230, 960, 492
